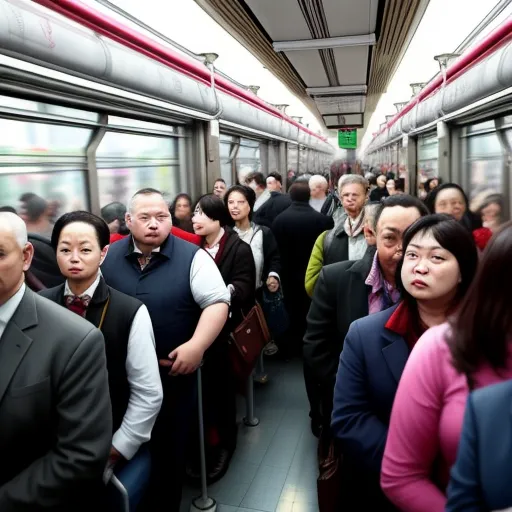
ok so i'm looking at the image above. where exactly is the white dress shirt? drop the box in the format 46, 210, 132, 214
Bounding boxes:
65, 274, 163, 460
0, 283, 26, 341
133, 238, 230, 309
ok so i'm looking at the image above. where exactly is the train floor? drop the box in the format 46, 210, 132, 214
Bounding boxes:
180, 358, 320, 512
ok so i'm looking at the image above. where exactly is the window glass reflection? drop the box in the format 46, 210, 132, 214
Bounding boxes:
0, 169, 88, 236
220, 140, 234, 187
236, 138, 261, 184
98, 166, 180, 208
97, 132, 178, 161
0, 95, 98, 122
467, 131, 503, 209
417, 134, 439, 195
0, 119, 91, 156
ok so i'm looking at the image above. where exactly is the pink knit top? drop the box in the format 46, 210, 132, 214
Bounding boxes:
381, 323, 512, 512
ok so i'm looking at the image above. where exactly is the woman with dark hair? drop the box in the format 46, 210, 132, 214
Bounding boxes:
39, 211, 163, 511
224, 185, 282, 356
170, 193, 193, 233
190, 194, 256, 481
381, 221, 512, 512
331, 214, 478, 511
425, 182, 482, 232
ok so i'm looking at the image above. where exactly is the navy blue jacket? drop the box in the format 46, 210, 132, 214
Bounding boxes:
101, 234, 200, 359
331, 305, 407, 511
447, 380, 512, 512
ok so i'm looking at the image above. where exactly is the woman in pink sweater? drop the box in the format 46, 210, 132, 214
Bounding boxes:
381, 221, 512, 512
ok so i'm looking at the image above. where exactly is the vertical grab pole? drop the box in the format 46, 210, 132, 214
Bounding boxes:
243, 372, 260, 427
191, 365, 216, 512
254, 352, 268, 384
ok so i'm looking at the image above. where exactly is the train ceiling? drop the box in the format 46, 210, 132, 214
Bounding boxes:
194, 0, 430, 139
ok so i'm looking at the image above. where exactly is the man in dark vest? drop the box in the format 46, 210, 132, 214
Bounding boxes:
101, 188, 230, 512
39, 211, 163, 510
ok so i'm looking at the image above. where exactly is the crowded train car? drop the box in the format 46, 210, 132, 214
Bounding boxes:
1, 1, 512, 512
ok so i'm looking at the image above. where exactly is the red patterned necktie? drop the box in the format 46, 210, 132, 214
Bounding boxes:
65, 295, 91, 318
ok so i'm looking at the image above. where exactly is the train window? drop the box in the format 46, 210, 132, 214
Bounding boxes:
268, 143, 279, 175
107, 116, 177, 133
220, 138, 235, 187
417, 134, 439, 195
236, 138, 261, 184
96, 132, 180, 208
467, 120, 495, 134
0, 95, 98, 122
466, 130, 504, 207
0, 168, 89, 228
287, 144, 298, 179
0, 119, 92, 157
299, 146, 308, 175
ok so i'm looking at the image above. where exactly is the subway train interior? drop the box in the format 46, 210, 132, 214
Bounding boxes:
0, 0, 511, 511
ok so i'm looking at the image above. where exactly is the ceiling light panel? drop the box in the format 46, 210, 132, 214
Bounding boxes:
315, 95, 366, 114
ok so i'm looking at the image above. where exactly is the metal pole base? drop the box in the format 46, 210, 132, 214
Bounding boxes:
243, 415, 260, 427
190, 496, 216, 512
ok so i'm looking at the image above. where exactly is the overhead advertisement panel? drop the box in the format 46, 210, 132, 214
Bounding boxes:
338, 129, 357, 149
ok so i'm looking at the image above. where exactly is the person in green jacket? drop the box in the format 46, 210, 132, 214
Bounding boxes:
305, 201, 379, 297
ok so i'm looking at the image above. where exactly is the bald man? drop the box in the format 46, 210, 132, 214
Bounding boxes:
0, 212, 112, 511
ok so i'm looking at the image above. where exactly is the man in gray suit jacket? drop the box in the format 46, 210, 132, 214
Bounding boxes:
0, 212, 112, 511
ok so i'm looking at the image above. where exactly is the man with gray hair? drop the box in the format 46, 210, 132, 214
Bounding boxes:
308, 174, 329, 212
305, 174, 369, 298
0, 212, 112, 510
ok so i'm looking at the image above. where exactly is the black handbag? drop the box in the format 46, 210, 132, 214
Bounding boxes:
261, 287, 289, 339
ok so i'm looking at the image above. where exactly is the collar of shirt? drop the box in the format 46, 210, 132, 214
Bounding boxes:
131, 238, 161, 255
365, 251, 384, 293
385, 300, 428, 350
0, 283, 26, 336
64, 272, 101, 298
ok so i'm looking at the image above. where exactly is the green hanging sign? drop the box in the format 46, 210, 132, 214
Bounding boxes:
338, 129, 357, 149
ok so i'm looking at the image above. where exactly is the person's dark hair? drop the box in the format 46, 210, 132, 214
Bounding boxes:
195, 194, 231, 227
289, 181, 311, 203
424, 182, 468, 214
214, 178, 226, 185
0, 206, 17, 214
396, 214, 478, 307
245, 171, 266, 188
101, 202, 126, 224
374, 194, 429, 230
224, 185, 256, 221
448, 221, 512, 388
19, 192, 37, 203
22, 194, 48, 222
170, 193, 192, 216
424, 177, 442, 193
51, 211, 111, 250
267, 172, 282, 185
477, 193, 503, 217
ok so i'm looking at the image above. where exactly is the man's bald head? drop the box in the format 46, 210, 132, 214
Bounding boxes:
0, 212, 28, 249
0, 213, 33, 305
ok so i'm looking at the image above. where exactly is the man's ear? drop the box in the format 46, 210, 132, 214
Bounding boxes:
364, 224, 376, 246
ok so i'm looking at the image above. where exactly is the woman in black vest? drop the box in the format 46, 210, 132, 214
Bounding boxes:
190, 194, 256, 482
39, 211, 163, 511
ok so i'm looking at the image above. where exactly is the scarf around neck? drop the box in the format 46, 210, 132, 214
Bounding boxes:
344, 210, 365, 238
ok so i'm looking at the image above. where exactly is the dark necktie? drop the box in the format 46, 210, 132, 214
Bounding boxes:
65, 295, 91, 318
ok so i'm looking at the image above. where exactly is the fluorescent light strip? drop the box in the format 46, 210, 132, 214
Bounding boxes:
273, 33, 376, 52
307, 85, 368, 95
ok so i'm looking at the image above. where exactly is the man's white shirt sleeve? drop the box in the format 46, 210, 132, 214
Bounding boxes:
190, 249, 230, 309
112, 304, 163, 460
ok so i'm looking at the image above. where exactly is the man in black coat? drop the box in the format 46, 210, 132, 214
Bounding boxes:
303, 194, 429, 434
272, 181, 333, 356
